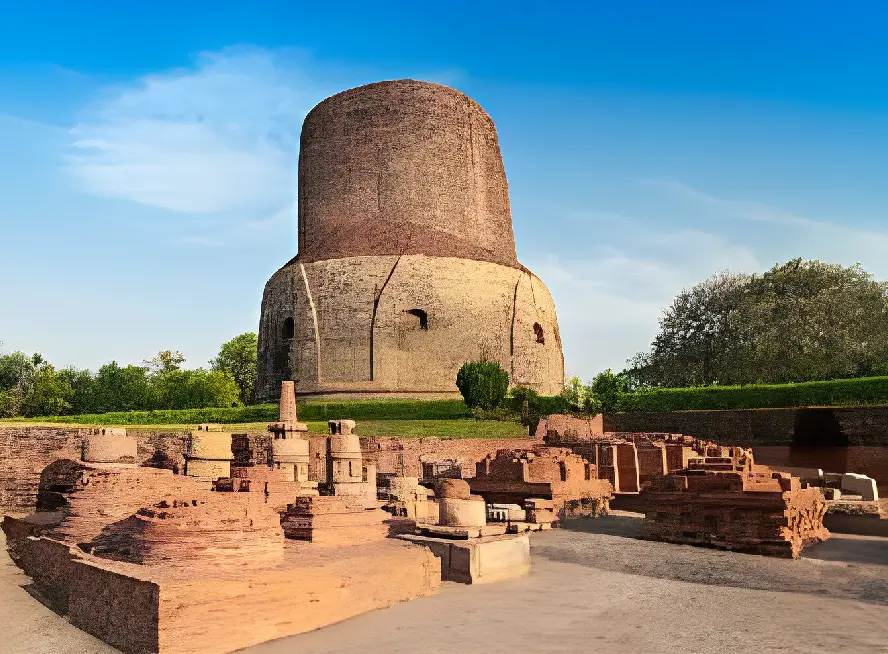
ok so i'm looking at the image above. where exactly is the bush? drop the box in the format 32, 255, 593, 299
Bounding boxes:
587, 369, 629, 414
619, 376, 888, 412
9, 398, 476, 425
455, 361, 510, 410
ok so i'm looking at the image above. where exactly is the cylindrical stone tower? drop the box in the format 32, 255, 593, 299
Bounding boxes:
257, 80, 564, 400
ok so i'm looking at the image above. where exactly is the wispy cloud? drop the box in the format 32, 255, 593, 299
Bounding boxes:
641, 178, 816, 226
174, 235, 227, 248
643, 178, 888, 273
525, 223, 759, 377
65, 48, 329, 221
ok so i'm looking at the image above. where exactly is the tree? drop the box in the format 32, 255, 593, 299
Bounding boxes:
57, 367, 97, 415
627, 258, 888, 387
20, 363, 72, 417
586, 369, 629, 413
0, 351, 35, 391
511, 385, 542, 435
152, 369, 241, 409
560, 375, 588, 412
92, 362, 153, 412
210, 333, 258, 404
143, 350, 186, 375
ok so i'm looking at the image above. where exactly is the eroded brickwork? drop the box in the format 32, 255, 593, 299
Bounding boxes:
256, 80, 564, 400
0, 427, 538, 517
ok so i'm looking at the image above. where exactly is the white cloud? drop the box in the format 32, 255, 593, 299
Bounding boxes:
526, 223, 759, 379
644, 178, 888, 277
640, 179, 817, 227
66, 48, 326, 217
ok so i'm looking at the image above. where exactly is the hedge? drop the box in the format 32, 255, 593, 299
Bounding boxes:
9, 398, 474, 426
619, 376, 888, 412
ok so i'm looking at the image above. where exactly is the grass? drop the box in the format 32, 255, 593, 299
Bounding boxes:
0, 398, 475, 427
2, 418, 527, 439
0, 396, 535, 439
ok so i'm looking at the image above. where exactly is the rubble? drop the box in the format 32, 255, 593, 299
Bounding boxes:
469, 446, 612, 519
641, 458, 830, 558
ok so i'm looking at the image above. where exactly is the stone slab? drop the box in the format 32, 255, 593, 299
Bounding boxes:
397, 532, 530, 584
841, 473, 879, 502
17, 536, 440, 654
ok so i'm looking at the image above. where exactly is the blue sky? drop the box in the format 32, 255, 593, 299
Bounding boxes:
2, 1, 888, 380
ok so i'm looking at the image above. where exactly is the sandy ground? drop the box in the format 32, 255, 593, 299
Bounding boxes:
2, 514, 887, 654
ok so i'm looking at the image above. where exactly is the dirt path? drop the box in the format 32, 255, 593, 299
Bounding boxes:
2, 515, 887, 654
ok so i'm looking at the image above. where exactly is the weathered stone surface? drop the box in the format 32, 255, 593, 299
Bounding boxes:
470, 446, 612, 519
81, 429, 137, 464
0, 427, 542, 518
841, 472, 879, 501
280, 496, 389, 546
256, 80, 564, 400
398, 532, 530, 584
45, 536, 440, 654
641, 467, 830, 558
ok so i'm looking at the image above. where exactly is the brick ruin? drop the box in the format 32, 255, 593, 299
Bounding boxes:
256, 80, 564, 400
539, 417, 840, 558
641, 446, 830, 558
469, 446, 612, 519
5, 400, 882, 652
2, 385, 627, 653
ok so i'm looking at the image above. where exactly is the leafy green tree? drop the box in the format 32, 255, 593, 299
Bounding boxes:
628, 259, 888, 387
560, 375, 589, 413
511, 385, 542, 435
739, 259, 888, 383
92, 362, 153, 412
0, 352, 35, 391
210, 333, 258, 404
143, 350, 186, 375
626, 271, 749, 387
456, 361, 510, 410
20, 363, 72, 417
0, 388, 23, 418
586, 369, 629, 414
152, 369, 241, 409
58, 367, 97, 415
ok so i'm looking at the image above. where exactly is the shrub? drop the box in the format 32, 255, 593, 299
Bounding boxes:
510, 386, 541, 434
587, 369, 629, 414
456, 361, 510, 410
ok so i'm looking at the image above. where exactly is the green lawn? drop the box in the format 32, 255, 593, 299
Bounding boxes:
2, 418, 527, 439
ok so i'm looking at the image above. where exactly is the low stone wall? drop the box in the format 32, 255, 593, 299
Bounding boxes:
0, 426, 538, 517
604, 406, 888, 446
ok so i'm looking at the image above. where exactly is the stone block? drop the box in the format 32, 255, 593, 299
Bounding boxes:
439, 496, 486, 528
841, 473, 879, 501
398, 532, 530, 584
82, 432, 138, 464
822, 487, 842, 500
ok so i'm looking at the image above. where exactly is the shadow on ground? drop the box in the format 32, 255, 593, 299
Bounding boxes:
544, 513, 888, 607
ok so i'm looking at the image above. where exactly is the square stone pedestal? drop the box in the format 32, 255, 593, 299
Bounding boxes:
397, 532, 530, 584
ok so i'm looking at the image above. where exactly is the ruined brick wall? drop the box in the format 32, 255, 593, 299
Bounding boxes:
297, 80, 517, 268
365, 436, 541, 480
255, 80, 564, 401
0, 427, 191, 516
1, 427, 87, 516
604, 407, 888, 446
536, 414, 604, 441
0, 427, 539, 516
